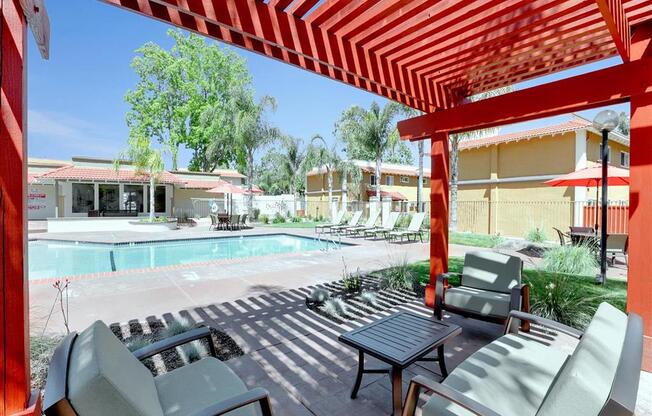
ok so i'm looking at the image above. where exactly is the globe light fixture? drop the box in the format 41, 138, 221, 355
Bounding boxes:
593, 109, 619, 132
592, 109, 620, 285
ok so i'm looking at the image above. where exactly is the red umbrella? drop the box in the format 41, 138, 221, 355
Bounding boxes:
206, 180, 245, 215
545, 162, 629, 187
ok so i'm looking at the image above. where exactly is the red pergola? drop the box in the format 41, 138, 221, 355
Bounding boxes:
2, 1, 652, 414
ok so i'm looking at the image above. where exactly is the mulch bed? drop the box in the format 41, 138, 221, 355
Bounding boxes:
305, 274, 422, 324
110, 318, 243, 376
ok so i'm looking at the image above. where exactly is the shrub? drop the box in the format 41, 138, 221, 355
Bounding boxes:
490, 233, 503, 247
252, 208, 261, 221
124, 334, 149, 352
259, 214, 269, 224
291, 216, 302, 223
528, 272, 617, 329
272, 212, 286, 223
307, 288, 330, 304
322, 297, 348, 317
341, 258, 362, 292
181, 341, 203, 362
161, 319, 195, 339
541, 244, 598, 276
30, 334, 64, 390
379, 256, 417, 291
360, 290, 378, 306
526, 227, 547, 243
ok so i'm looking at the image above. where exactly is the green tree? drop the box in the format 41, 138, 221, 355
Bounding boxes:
307, 135, 338, 218
115, 134, 164, 222
334, 101, 409, 199
616, 111, 629, 136
277, 135, 308, 214
125, 29, 251, 171
449, 86, 513, 231
231, 93, 281, 213
256, 152, 289, 195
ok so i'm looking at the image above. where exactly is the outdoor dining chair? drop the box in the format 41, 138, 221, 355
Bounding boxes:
553, 227, 571, 246
229, 214, 240, 231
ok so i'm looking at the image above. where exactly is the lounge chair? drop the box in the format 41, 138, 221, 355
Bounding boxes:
345, 210, 380, 236
607, 233, 628, 265
389, 212, 427, 242
331, 210, 363, 234
43, 320, 272, 416
209, 214, 218, 231
402, 303, 643, 416
363, 211, 401, 239
435, 251, 529, 328
315, 210, 346, 234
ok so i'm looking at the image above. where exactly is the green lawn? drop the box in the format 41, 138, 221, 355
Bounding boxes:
258, 221, 322, 228
408, 257, 628, 326
449, 232, 503, 248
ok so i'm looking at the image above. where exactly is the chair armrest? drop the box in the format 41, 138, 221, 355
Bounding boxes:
435, 274, 449, 311
401, 376, 500, 416
132, 326, 216, 361
189, 387, 273, 416
504, 310, 584, 339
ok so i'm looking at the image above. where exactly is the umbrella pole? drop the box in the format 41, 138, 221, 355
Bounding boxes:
597, 130, 609, 285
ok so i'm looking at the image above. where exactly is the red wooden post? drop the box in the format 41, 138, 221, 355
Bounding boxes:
0, 0, 38, 414
629, 90, 652, 372
425, 133, 449, 308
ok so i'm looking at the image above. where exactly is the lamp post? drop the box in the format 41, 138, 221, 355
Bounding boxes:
592, 109, 619, 285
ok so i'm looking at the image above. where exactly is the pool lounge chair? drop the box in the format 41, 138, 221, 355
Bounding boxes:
389, 212, 427, 242
345, 210, 380, 236
315, 210, 346, 234
331, 210, 363, 234
363, 211, 401, 239
43, 320, 273, 416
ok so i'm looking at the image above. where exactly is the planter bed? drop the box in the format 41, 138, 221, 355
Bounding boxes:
305, 274, 421, 324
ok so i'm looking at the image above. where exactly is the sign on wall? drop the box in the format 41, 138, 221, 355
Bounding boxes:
27, 184, 55, 219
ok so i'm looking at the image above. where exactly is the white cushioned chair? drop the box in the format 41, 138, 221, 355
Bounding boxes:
43, 320, 272, 416
402, 303, 643, 416
435, 251, 529, 327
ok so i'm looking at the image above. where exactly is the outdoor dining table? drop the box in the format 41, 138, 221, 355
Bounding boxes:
338, 311, 461, 415
570, 231, 599, 246
216, 213, 230, 230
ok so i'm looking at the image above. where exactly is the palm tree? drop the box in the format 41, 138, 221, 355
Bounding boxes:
115, 134, 165, 222
232, 93, 281, 213
308, 135, 338, 219
278, 135, 307, 215
449, 86, 513, 231
334, 101, 407, 199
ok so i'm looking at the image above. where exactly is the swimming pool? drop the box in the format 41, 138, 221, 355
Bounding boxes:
28, 234, 346, 280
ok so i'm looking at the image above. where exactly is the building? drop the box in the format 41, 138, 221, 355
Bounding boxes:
27, 156, 251, 220
305, 160, 431, 218
455, 115, 630, 237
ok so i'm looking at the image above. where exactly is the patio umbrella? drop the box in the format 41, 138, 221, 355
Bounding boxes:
206, 180, 245, 216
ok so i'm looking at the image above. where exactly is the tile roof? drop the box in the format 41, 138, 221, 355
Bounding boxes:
181, 179, 230, 189
366, 190, 408, 201
308, 160, 431, 178
458, 117, 592, 150
38, 165, 183, 184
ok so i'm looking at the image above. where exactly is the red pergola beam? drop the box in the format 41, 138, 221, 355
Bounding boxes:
596, 0, 631, 62
397, 57, 652, 140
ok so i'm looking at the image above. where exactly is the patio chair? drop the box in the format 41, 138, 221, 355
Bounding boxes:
43, 320, 273, 416
607, 233, 628, 265
229, 214, 240, 231
553, 227, 571, 246
240, 213, 249, 229
389, 212, 427, 242
363, 211, 401, 239
434, 251, 529, 328
315, 210, 346, 234
331, 210, 363, 234
209, 214, 219, 231
345, 210, 380, 236
402, 303, 643, 416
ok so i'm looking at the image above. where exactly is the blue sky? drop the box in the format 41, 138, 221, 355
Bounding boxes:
27, 0, 629, 169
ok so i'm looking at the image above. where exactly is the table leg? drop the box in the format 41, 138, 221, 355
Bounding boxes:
351, 350, 364, 399
391, 366, 403, 416
438, 345, 448, 378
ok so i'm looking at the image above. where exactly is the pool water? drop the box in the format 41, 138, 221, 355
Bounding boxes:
29, 234, 344, 280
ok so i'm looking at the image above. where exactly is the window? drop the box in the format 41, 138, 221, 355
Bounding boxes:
370, 174, 376, 186
422, 177, 428, 185
620, 151, 630, 168
98, 184, 119, 212
400, 176, 410, 184
123, 185, 144, 213
72, 183, 95, 213
386, 175, 394, 186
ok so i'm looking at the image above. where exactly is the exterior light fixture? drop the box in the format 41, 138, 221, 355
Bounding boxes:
593, 109, 620, 285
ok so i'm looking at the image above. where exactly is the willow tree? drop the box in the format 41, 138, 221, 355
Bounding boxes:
334, 101, 410, 199
449, 86, 513, 231
115, 134, 164, 222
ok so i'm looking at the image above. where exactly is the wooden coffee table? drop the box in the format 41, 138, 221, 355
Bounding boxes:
338, 311, 461, 415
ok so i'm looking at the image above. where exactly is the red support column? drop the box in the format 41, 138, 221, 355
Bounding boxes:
629, 91, 652, 372
0, 1, 37, 414
425, 133, 449, 308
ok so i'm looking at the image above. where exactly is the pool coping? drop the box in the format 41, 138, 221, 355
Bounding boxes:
28, 232, 360, 285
